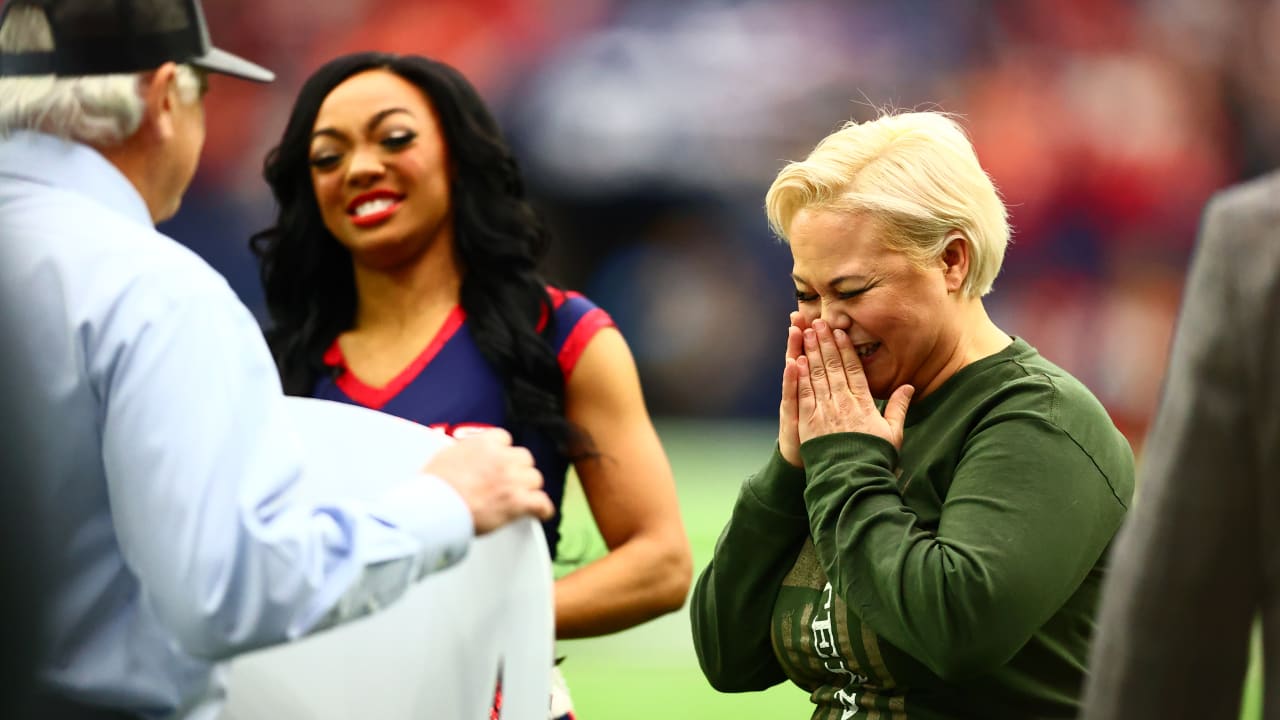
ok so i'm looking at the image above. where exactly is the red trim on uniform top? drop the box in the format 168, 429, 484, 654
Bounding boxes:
537, 287, 584, 332
558, 308, 613, 378
328, 305, 467, 410
321, 341, 343, 366
547, 286, 567, 308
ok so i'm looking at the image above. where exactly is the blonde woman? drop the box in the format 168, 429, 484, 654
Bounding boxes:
691, 111, 1134, 719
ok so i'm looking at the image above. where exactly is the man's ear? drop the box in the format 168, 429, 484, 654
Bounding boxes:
138, 62, 180, 141
940, 231, 971, 294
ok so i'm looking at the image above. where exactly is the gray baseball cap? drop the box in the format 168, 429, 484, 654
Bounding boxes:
0, 0, 274, 82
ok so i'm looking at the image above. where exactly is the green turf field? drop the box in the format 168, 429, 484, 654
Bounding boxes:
554, 420, 1264, 719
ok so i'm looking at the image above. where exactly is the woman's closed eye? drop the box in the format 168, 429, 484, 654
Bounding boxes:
309, 151, 342, 170
381, 130, 417, 150
308, 130, 415, 170
794, 286, 872, 303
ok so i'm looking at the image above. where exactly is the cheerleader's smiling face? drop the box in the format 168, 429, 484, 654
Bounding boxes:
309, 69, 453, 270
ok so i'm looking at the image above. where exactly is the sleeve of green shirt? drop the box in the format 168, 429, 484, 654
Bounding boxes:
800, 420, 1128, 682
690, 446, 810, 692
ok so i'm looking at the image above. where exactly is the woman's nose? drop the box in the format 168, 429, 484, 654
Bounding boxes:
820, 303, 852, 332
345, 148, 385, 187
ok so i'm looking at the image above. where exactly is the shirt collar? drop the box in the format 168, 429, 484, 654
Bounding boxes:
0, 130, 152, 227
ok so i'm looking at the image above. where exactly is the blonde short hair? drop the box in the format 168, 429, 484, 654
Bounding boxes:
0, 4, 203, 146
765, 111, 1009, 297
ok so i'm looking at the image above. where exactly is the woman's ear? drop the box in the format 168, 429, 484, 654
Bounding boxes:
137, 62, 181, 141
940, 231, 971, 294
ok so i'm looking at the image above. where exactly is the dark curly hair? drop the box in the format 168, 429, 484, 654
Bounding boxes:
251, 52, 588, 459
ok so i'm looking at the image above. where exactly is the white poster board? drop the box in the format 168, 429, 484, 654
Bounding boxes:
220, 398, 552, 720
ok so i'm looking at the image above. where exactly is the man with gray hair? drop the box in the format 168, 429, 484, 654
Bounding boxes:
0, 1, 554, 718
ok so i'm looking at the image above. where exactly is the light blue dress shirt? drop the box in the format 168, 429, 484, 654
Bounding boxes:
0, 132, 474, 719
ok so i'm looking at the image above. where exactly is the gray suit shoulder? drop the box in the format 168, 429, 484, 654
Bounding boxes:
1194, 171, 1280, 289
1203, 170, 1280, 237
1197, 171, 1280, 389
1221, 168, 1280, 201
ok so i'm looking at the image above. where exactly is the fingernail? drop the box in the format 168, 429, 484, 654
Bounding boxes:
813, 319, 826, 331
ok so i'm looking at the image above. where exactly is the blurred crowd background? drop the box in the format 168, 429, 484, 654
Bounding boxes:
173, 0, 1280, 450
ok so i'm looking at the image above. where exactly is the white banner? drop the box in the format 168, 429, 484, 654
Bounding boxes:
221, 398, 552, 720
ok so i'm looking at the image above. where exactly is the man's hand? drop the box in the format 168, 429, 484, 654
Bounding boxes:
424, 428, 554, 535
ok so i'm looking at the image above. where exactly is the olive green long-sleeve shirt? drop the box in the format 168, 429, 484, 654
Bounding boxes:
692, 339, 1134, 719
